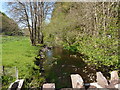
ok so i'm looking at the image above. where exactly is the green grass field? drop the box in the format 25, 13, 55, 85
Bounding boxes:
2, 36, 39, 78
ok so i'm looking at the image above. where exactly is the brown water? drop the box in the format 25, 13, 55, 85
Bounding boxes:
44, 47, 96, 89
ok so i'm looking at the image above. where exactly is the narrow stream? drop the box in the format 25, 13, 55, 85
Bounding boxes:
44, 47, 96, 88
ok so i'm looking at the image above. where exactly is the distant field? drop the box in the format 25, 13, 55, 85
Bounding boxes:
2, 36, 39, 78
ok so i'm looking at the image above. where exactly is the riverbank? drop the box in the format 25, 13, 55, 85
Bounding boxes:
42, 46, 119, 89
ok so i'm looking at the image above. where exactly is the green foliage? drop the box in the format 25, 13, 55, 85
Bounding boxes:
24, 66, 45, 88
63, 31, 119, 70
64, 43, 79, 52
79, 36, 117, 68
2, 75, 15, 88
0, 12, 23, 36
44, 2, 119, 73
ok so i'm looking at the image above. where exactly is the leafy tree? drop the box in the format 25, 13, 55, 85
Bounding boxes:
44, 2, 119, 71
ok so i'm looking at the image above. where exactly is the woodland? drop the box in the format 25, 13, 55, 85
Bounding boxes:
1, 1, 120, 89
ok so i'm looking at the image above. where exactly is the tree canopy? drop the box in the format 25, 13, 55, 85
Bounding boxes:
44, 2, 119, 70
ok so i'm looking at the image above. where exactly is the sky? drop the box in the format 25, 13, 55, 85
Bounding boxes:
0, 2, 3, 12
0, 1, 10, 17
0, 1, 52, 20
0, 2, 5, 13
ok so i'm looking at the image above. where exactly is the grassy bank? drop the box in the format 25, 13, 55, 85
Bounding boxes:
2, 36, 41, 88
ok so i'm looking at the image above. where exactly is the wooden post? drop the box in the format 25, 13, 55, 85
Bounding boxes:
15, 67, 18, 80
43, 83, 55, 90
71, 74, 84, 88
2, 66, 5, 75
0, 66, 3, 75
0, 79, 2, 90
96, 72, 108, 88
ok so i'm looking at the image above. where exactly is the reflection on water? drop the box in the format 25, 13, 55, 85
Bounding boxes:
44, 47, 96, 89
46, 50, 53, 58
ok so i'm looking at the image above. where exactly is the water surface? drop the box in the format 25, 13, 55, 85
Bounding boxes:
44, 47, 96, 88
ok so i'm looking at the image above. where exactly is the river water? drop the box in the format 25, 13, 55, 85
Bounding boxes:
44, 47, 97, 88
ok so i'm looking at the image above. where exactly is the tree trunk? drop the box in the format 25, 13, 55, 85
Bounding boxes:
38, 2, 44, 44
102, 2, 106, 36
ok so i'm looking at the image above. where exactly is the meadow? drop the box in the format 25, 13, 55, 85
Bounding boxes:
2, 36, 40, 88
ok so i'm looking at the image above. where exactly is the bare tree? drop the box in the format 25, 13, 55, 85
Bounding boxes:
7, 1, 54, 45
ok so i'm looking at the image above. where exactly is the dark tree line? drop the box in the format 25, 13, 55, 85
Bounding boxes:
0, 12, 23, 36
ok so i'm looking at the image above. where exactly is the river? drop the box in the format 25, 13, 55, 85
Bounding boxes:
43, 47, 98, 88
